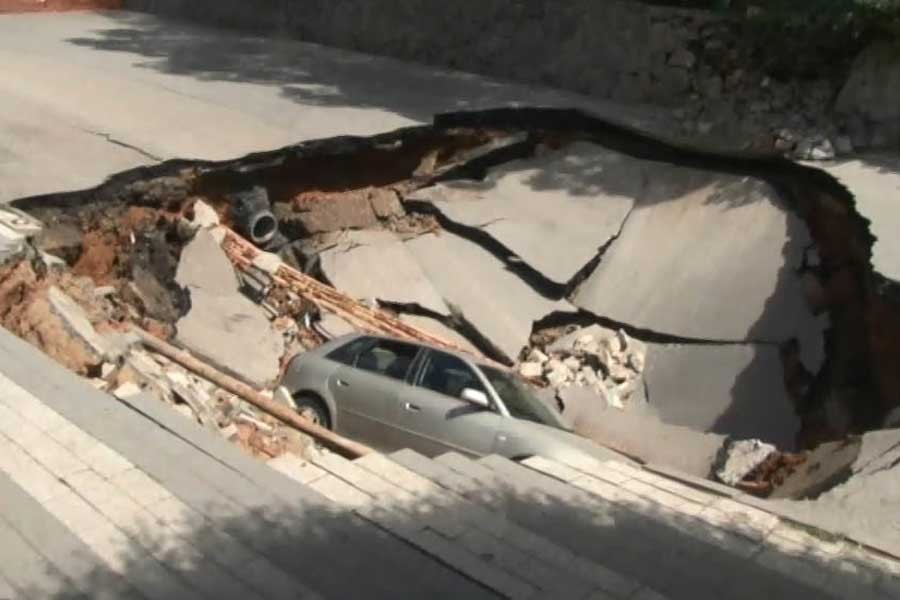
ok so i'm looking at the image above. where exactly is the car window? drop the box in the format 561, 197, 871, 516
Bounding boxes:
326, 337, 372, 366
354, 339, 419, 381
418, 351, 486, 399
482, 366, 563, 429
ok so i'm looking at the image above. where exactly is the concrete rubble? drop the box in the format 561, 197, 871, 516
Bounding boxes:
407, 229, 575, 363
715, 439, 778, 486
175, 229, 284, 387
522, 324, 647, 411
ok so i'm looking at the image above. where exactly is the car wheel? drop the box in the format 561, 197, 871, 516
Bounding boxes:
294, 394, 331, 430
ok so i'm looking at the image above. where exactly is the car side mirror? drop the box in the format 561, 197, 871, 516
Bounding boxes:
461, 388, 490, 408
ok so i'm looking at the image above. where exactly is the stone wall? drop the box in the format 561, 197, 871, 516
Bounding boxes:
123, 0, 867, 155
123, 0, 718, 105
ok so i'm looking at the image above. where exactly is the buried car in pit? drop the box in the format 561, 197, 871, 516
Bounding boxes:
281, 333, 624, 464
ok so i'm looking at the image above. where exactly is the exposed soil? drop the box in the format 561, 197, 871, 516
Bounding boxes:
0, 260, 108, 374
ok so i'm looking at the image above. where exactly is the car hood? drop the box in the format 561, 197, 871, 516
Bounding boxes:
500, 418, 630, 465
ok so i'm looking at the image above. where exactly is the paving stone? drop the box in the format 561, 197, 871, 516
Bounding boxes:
308, 473, 371, 508
0, 520, 84, 600
268, 454, 327, 485
0, 442, 69, 503
0, 470, 138, 600
414, 142, 642, 285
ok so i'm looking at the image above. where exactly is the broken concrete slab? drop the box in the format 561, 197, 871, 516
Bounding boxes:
320, 229, 451, 316
564, 392, 728, 478
573, 170, 824, 353
715, 439, 777, 486
175, 229, 283, 387
769, 428, 900, 558
413, 142, 644, 285
642, 342, 800, 449
407, 230, 575, 363
822, 155, 900, 282
175, 229, 240, 295
177, 289, 285, 387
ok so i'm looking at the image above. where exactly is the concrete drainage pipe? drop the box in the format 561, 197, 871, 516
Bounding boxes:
229, 186, 278, 246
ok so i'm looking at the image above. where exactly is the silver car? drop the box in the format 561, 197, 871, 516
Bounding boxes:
281, 333, 623, 465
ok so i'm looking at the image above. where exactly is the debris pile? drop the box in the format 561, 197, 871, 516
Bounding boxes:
520, 324, 647, 411
112, 346, 314, 459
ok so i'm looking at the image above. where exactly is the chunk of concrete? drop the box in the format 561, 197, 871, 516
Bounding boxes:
175, 229, 239, 295
563, 387, 728, 478
175, 229, 283, 387
190, 199, 220, 228
412, 142, 644, 285
47, 286, 117, 360
408, 230, 575, 363
642, 343, 799, 449
320, 229, 451, 316
714, 439, 777, 486
572, 170, 823, 351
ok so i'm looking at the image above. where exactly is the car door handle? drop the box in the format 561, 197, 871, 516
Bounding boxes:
403, 402, 421, 412
335, 378, 350, 387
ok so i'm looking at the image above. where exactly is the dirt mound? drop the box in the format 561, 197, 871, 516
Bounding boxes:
0, 261, 102, 374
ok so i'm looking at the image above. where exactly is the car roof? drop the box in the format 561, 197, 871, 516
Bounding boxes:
329, 332, 506, 373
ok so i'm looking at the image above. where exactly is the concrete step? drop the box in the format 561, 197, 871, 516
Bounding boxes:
267, 453, 328, 485
429, 452, 807, 600
473, 454, 846, 600
521, 455, 894, 600
355, 451, 625, 599
309, 451, 520, 599
392, 449, 648, 599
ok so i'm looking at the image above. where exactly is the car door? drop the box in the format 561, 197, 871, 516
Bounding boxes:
390, 350, 503, 457
329, 338, 421, 451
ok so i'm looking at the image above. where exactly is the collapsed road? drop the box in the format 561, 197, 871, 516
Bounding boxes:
1, 108, 898, 507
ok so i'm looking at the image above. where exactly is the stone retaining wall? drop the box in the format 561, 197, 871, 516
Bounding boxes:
122, 0, 720, 106
124, 1, 898, 153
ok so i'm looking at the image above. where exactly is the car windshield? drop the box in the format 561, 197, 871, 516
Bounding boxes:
481, 366, 563, 429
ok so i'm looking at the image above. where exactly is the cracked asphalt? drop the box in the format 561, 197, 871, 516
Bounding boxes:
0, 10, 662, 203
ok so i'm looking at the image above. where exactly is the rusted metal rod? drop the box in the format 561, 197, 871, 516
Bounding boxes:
131, 327, 373, 459
221, 228, 477, 354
